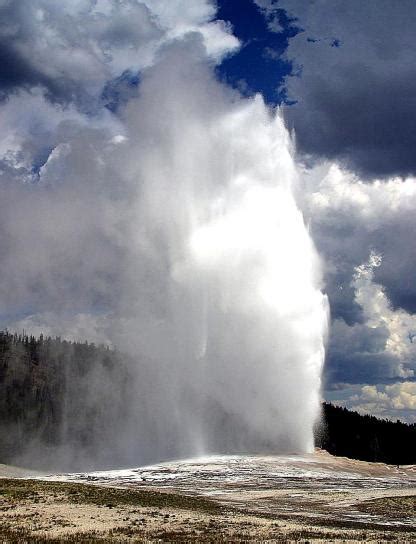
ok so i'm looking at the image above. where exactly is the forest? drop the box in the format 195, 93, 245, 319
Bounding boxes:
0, 330, 137, 470
318, 401, 416, 465
0, 330, 415, 469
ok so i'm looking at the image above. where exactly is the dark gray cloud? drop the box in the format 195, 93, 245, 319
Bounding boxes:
0, 41, 42, 96
0, 2, 38, 93
325, 319, 413, 387
0, 1, 95, 106
277, 0, 416, 178
310, 210, 416, 323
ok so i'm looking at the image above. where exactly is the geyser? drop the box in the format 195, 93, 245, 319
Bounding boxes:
112, 43, 329, 461
0, 3, 329, 469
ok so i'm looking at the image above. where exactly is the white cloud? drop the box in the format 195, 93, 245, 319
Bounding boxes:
325, 251, 416, 388
0, 89, 122, 181
345, 382, 416, 423
306, 163, 416, 223
303, 162, 416, 355
361, 383, 416, 411
0, 0, 238, 113
352, 252, 415, 373
304, 162, 416, 423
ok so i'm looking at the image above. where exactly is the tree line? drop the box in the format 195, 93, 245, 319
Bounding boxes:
317, 401, 415, 465
0, 330, 135, 470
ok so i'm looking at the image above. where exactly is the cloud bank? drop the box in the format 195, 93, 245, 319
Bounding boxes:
299, 162, 416, 421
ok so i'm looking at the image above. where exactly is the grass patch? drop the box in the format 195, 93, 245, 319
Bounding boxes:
0, 478, 222, 514
0, 525, 115, 543
357, 495, 416, 519
0, 484, 40, 502
248, 508, 416, 534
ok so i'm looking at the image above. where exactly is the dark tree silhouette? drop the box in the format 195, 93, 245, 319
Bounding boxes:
316, 402, 416, 465
0, 330, 135, 469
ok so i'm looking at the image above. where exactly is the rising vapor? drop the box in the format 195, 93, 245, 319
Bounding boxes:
0, 0, 328, 468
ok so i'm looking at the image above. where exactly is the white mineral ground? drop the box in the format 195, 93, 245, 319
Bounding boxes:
1, 450, 415, 541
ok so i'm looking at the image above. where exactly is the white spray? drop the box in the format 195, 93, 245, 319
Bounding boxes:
112, 42, 329, 460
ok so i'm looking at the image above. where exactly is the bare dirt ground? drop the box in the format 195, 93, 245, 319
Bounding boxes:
0, 450, 415, 542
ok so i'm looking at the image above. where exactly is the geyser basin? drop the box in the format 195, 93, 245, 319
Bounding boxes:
27, 453, 416, 532
43, 451, 416, 504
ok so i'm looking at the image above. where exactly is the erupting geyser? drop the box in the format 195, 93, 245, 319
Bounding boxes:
0, 7, 329, 469
115, 43, 329, 461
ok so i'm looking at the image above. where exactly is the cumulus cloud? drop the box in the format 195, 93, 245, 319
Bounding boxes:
353, 252, 416, 368
326, 251, 415, 387
362, 383, 416, 411
297, 159, 416, 419
304, 165, 416, 390
303, 164, 416, 320
334, 382, 416, 423
0, 0, 238, 107
0, 89, 122, 184
277, 0, 416, 178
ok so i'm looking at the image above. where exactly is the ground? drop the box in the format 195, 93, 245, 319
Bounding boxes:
0, 450, 415, 542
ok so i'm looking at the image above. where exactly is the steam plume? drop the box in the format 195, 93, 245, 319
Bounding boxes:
113, 43, 329, 458
0, 2, 328, 467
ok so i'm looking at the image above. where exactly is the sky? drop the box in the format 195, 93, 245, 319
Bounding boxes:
0, 0, 415, 424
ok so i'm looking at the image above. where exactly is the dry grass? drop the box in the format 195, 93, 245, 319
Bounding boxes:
357, 495, 416, 519
0, 478, 222, 512
0, 477, 415, 542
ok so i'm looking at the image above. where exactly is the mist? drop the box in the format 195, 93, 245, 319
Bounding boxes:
0, 1, 328, 470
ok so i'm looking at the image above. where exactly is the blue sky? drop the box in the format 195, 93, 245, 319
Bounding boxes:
0, 0, 416, 423
215, 0, 298, 104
